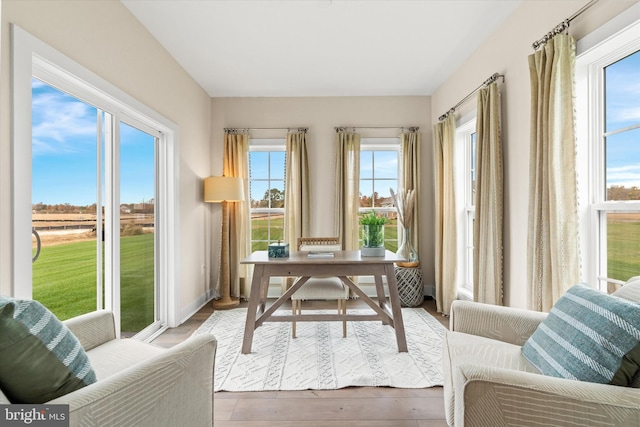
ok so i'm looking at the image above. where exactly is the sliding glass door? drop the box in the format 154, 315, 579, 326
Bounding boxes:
29, 79, 161, 338
119, 122, 158, 336
13, 26, 177, 337
31, 78, 101, 321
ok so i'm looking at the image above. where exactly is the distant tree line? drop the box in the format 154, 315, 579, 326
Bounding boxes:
33, 200, 154, 214
607, 185, 640, 201
32, 202, 95, 214
251, 188, 284, 209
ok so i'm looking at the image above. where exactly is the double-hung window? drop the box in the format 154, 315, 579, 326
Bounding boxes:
577, 12, 640, 293
455, 117, 477, 298
248, 139, 286, 251
359, 138, 400, 252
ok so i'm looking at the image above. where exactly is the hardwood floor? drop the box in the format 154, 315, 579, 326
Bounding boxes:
152, 298, 450, 427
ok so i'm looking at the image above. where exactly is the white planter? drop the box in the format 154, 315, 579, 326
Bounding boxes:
360, 246, 385, 257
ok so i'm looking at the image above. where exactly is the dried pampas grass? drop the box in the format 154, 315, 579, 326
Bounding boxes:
390, 188, 415, 228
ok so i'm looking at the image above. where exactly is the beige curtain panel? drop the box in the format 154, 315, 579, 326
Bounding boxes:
282, 130, 311, 292
223, 132, 252, 299
527, 33, 580, 312
334, 131, 361, 251
284, 130, 311, 246
433, 115, 458, 316
400, 131, 421, 256
473, 82, 504, 306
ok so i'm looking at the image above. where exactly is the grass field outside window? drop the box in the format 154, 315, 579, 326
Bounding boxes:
33, 233, 154, 333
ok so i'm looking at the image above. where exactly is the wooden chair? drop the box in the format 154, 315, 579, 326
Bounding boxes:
291, 237, 349, 338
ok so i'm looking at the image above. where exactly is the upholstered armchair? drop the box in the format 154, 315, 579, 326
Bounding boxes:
443, 278, 640, 426
0, 310, 217, 427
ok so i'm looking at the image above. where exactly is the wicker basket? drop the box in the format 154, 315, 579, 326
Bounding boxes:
395, 266, 424, 307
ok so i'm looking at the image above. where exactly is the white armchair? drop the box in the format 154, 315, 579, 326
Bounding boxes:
443, 278, 640, 426
0, 310, 217, 427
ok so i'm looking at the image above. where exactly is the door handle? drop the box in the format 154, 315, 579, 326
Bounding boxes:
32, 227, 41, 262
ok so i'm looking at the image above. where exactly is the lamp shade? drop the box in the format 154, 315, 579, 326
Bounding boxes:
204, 176, 245, 203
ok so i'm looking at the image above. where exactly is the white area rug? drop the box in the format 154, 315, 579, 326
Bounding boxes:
193, 307, 445, 392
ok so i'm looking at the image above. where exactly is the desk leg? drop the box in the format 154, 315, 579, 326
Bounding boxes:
242, 264, 265, 354
373, 274, 389, 325
385, 263, 408, 352
258, 274, 269, 314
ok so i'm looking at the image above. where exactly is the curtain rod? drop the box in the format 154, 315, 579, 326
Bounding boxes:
438, 72, 504, 122
224, 127, 308, 134
532, 0, 599, 50
334, 126, 419, 132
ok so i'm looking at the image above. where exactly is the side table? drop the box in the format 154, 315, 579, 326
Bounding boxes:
394, 266, 424, 307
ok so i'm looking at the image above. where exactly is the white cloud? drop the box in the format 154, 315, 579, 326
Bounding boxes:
614, 106, 640, 123
607, 163, 640, 187
32, 88, 97, 156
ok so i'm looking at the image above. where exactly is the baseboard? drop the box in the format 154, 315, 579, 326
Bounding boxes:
179, 288, 216, 325
423, 284, 435, 298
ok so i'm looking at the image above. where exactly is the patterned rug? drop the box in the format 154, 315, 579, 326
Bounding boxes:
193, 307, 446, 392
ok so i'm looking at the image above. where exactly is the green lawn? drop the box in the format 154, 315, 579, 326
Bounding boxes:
608, 220, 640, 282
33, 233, 154, 333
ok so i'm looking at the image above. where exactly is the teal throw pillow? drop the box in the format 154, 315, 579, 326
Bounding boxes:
0, 297, 97, 403
522, 284, 640, 386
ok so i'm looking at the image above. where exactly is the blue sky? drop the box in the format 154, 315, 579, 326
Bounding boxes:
605, 50, 640, 189
32, 78, 155, 206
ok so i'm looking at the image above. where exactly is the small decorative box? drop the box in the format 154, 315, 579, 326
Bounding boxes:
268, 241, 289, 258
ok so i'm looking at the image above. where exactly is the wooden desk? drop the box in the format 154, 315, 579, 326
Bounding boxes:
240, 250, 408, 354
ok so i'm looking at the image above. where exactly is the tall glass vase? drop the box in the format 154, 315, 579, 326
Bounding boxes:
396, 226, 418, 266
362, 224, 385, 248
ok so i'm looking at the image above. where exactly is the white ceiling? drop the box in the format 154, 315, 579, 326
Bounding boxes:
122, 0, 522, 98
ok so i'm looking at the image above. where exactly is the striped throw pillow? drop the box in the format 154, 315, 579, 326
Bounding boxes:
0, 297, 97, 403
522, 284, 640, 386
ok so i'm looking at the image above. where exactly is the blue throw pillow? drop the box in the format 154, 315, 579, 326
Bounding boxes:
0, 297, 97, 403
522, 284, 640, 386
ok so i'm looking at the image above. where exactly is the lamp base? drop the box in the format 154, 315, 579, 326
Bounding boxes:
212, 296, 240, 310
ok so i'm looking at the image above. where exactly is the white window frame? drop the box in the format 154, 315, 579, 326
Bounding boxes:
11, 25, 180, 335
248, 138, 286, 251
248, 138, 286, 293
576, 5, 640, 291
358, 137, 400, 289
359, 137, 401, 250
454, 115, 476, 300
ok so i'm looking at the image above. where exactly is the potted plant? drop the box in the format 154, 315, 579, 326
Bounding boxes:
359, 210, 387, 256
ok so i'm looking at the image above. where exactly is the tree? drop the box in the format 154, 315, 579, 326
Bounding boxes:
261, 188, 284, 208
359, 191, 385, 208
607, 185, 640, 201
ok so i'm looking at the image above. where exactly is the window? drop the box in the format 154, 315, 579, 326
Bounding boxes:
577, 12, 640, 293
249, 139, 286, 251
455, 118, 476, 297
359, 138, 400, 252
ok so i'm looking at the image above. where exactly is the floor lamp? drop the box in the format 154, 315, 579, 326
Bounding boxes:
204, 176, 245, 309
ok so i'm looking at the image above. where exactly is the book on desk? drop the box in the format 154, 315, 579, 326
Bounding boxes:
307, 251, 335, 258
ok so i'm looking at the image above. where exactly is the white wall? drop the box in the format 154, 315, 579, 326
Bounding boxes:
211, 96, 434, 292
430, 0, 637, 308
0, 0, 212, 322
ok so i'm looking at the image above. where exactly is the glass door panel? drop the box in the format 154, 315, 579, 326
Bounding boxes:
119, 122, 157, 336
31, 78, 101, 320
